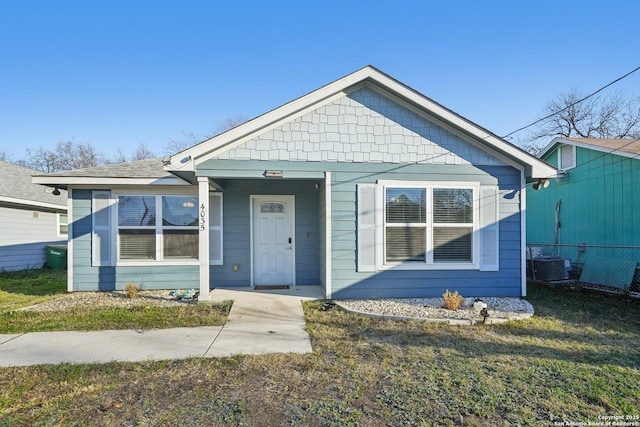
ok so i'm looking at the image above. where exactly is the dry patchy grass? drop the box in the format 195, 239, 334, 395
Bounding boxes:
1, 283, 639, 426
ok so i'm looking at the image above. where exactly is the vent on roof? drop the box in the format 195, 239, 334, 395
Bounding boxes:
559, 144, 576, 171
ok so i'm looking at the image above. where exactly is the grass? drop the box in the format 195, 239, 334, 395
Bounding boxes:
0, 269, 231, 333
0, 269, 66, 311
1, 282, 639, 425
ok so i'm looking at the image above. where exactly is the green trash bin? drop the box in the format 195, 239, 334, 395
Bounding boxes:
45, 245, 68, 270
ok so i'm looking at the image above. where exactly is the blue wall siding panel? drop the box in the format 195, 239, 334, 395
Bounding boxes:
328, 165, 523, 298
71, 189, 199, 291
210, 179, 321, 288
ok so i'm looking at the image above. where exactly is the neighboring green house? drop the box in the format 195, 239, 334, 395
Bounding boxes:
527, 137, 640, 289
34, 66, 555, 300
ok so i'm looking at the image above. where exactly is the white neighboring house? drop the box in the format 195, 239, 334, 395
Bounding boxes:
0, 161, 68, 271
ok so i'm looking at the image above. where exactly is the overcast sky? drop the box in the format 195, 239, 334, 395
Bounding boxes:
1, 0, 639, 160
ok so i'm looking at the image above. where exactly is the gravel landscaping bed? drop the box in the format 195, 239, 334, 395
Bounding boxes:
20, 290, 198, 312
336, 297, 533, 324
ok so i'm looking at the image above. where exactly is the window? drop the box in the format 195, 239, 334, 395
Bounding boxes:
558, 144, 576, 171
385, 188, 426, 262
58, 213, 68, 237
370, 181, 484, 271
117, 195, 198, 261
432, 189, 473, 262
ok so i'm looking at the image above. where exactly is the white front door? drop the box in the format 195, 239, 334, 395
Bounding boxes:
252, 196, 295, 287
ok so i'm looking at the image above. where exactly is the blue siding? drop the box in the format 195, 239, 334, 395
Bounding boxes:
210, 179, 320, 288
71, 189, 198, 291
329, 165, 523, 298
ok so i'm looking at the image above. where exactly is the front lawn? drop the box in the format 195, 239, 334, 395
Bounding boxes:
0, 270, 230, 333
1, 282, 638, 425
0, 269, 66, 312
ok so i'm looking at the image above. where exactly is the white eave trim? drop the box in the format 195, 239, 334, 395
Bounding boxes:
167, 66, 557, 179
0, 195, 67, 211
540, 136, 640, 161
32, 176, 191, 186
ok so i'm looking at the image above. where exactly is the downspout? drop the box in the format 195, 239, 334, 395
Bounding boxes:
553, 198, 561, 257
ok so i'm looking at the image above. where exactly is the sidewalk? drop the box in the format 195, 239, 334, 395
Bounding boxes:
0, 286, 324, 367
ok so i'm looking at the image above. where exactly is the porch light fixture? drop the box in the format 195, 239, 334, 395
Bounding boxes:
531, 179, 550, 191
264, 170, 283, 178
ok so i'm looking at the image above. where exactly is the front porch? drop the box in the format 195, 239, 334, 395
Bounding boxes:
196, 175, 332, 301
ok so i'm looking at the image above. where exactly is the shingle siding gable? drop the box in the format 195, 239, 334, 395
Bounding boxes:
214, 88, 506, 166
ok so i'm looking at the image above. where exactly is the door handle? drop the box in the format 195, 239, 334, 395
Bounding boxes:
288, 237, 292, 244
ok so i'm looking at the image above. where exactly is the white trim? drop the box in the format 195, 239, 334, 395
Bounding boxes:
324, 172, 332, 299
479, 185, 500, 272
249, 195, 296, 288
193, 91, 347, 166
558, 144, 577, 171
112, 191, 200, 264
520, 171, 527, 297
169, 66, 556, 179
540, 136, 640, 161
0, 195, 67, 211
198, 177, 211, 300
91, 190, 114, 267
57, 212, 68, 238
32, 176, 191, 186
376, 180, 481, 270
67, 189, 74, 292
209, 192, 223, 265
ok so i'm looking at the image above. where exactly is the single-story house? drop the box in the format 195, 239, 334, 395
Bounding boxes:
527, 136, 640, 290
33, 66, 556, 299
0, 160, 68, 271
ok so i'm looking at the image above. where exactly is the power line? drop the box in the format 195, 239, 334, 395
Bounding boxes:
503, 65, 640, 139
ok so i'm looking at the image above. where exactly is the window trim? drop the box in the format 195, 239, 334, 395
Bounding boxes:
113, 190, 200, 266
376, 180, 480, 270
558, 144, 576, 171
57, 212, 68, 238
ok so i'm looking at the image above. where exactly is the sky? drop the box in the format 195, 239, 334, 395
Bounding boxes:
1, 0, 639, 161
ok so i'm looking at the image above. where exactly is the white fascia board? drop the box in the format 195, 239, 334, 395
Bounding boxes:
32, 176, 191, 186
363, 76, 557, 179
0, 195, 67, 211
168, 65, 556, 179
542, 137, 640, 161
538, 137, 565, 159
167, 67, 383, 170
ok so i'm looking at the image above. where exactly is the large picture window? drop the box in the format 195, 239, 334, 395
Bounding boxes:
383, 184, 477, 266
117, 195, 198, 261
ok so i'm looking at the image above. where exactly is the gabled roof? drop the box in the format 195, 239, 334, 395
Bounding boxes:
0, 160, 67, 210
32, 158, 190, 187
540, 137, 640, 160
166, 65, 556, 180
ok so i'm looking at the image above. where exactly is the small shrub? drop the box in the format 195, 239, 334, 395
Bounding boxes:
442, 289, 463, 311
124, 282, 142, 299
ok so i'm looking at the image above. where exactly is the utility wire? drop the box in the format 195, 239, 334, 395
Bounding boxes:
503, 65, 640, 139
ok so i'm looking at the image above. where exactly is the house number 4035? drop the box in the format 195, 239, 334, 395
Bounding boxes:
200, 204, 206, 231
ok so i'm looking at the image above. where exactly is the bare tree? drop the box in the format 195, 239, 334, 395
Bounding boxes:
130, 142, 156, 161
531, 88, 640, 140
0, 151, 8, 162
19, 140, 104, 173
163, 115, 249, 154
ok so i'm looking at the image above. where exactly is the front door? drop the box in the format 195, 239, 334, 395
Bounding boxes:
252, 196, 295, 287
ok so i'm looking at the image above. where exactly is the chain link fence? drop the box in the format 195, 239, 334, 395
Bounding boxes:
527, 243, 640, 295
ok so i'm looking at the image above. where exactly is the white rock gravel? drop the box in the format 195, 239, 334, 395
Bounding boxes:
20, 290, 198, 312
336, 297, 533, 324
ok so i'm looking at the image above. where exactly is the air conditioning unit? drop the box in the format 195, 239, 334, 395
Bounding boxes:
532, 257, 570, 281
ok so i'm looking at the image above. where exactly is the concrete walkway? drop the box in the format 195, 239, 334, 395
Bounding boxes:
0, 286, 324, 367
